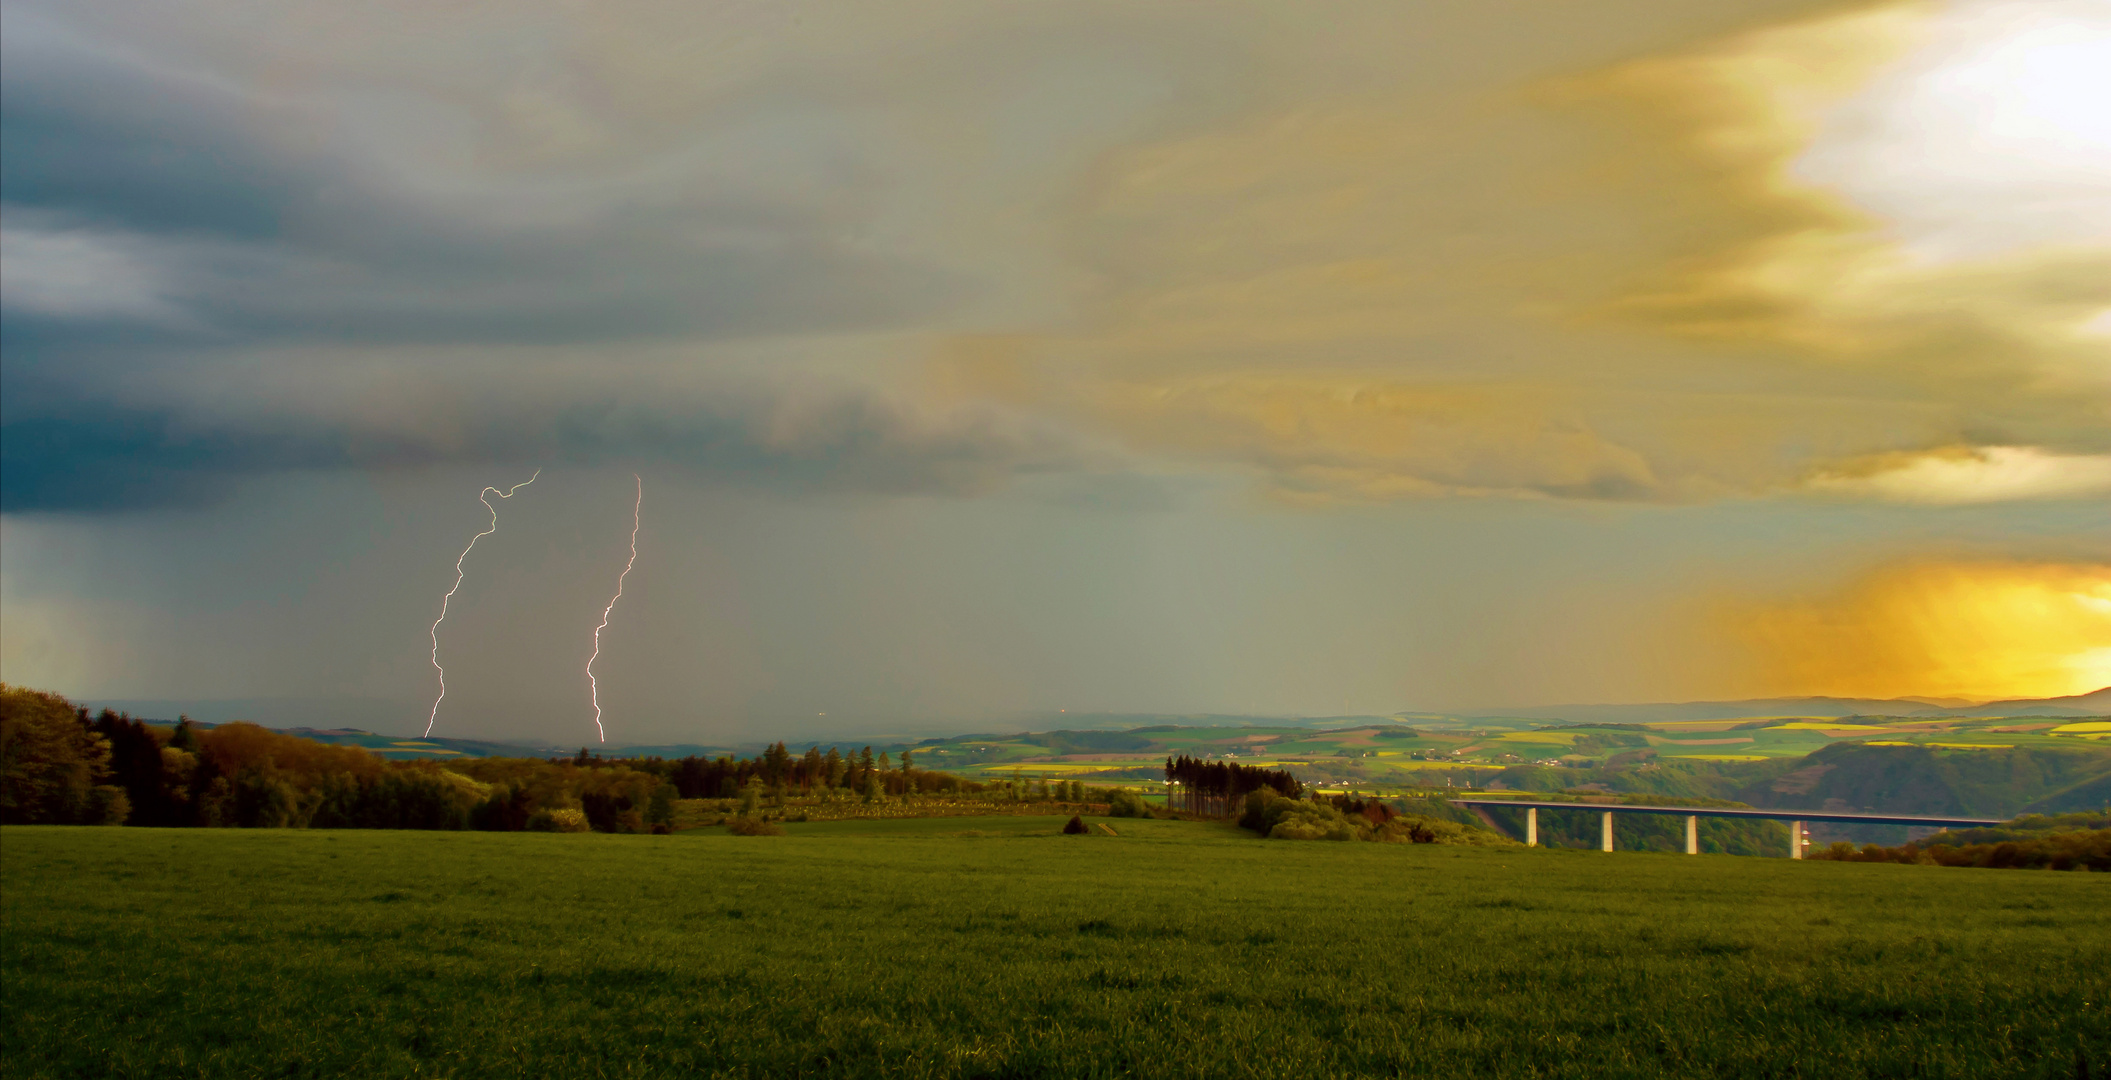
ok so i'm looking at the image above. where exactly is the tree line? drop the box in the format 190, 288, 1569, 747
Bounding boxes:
0, 684, 1010, 833
663, 742, 984, 802
1809, 813, 2109, 871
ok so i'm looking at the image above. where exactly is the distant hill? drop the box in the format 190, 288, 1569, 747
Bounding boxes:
1455, 688, 2110, 725
1013, 712, 1410, 732
128, 720, 568, 760
1954, 687, 2111, 718
107, 706, 2109, 820
85, 697, 427, 731
1731, 741, 2111, 819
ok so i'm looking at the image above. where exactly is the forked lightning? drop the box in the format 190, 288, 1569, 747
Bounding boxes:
586, 475, 642, 743
425, 469, 539, 737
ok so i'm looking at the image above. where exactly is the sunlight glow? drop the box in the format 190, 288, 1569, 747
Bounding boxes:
1737, 561, 2111, 702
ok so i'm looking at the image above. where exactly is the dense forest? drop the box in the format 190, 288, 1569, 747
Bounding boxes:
1161, 755, 1302, 816
0, 685, 1018, 833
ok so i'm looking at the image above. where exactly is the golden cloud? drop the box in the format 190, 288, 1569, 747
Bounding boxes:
1805, 444, 2111, 503
956, 0, 2109, 505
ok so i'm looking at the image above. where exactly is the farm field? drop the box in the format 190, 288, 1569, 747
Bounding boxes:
901, 714, 2111, 795
5, 824, 2107, 1079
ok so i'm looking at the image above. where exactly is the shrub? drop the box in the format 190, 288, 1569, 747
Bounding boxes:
1239, 788, 1277, 831
525, 808, 590, 833
1370, 814, 1518, 846
1106, 789, 1148, 818
646, 784, 676, 829
86, 785, 130, 826
1063, 815, 1089, 834
1266, 801, 1360, 841
1239, 791, 1516, 845
727, 817, 783, 836
1811, 828, 2110, 871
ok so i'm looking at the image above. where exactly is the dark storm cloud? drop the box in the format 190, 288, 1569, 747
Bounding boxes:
0, 389, 1086, 513
0, 20, 295, 241
1, 7, 1016, 512
0, 19, 959, 345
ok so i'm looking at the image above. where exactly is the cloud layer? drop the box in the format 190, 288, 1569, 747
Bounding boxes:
11, 0, 2105, 514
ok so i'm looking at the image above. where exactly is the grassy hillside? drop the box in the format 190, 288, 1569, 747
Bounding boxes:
5, 825, 2106, 1078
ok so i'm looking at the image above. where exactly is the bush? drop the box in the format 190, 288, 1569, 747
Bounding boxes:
1266, 800, 1360, 841
646, 784, 676, 829
1369, 814, 1518, 846
1239, 791, 1516, 845
1239, 788, 1277, 832
525, 808, 590, 833
86, 785, 130, 826
1063, 815, 1089, 834
1811, 828, 2110, 871
727, 817, 783, 836
1918, 813, 2111, 846
1106, 789, 1148, 818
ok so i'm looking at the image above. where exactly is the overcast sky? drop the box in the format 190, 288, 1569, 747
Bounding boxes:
3, 0, 2107, 745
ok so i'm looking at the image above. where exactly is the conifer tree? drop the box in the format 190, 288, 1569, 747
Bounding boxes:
801, 746, 823, 794
823, 747, 845, 794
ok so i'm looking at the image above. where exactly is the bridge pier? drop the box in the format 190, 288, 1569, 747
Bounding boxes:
1449, 799, 2005, 861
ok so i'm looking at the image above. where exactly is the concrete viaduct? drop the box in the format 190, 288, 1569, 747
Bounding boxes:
1448, 798, 2006, 859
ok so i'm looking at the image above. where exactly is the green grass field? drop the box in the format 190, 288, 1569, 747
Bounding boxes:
4, 822, 2106, 1079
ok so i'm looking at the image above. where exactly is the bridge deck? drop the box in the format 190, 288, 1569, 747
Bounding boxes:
1447, 799, 2004, 828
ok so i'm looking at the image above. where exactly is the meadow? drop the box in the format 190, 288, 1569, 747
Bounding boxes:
3, 821, 2106, 1079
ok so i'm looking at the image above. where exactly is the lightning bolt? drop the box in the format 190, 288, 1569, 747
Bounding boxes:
425, 469, 539, 737
587, 474, 642, 743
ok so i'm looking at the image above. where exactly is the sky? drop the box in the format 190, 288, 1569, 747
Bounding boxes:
2, 0, 2107, 745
